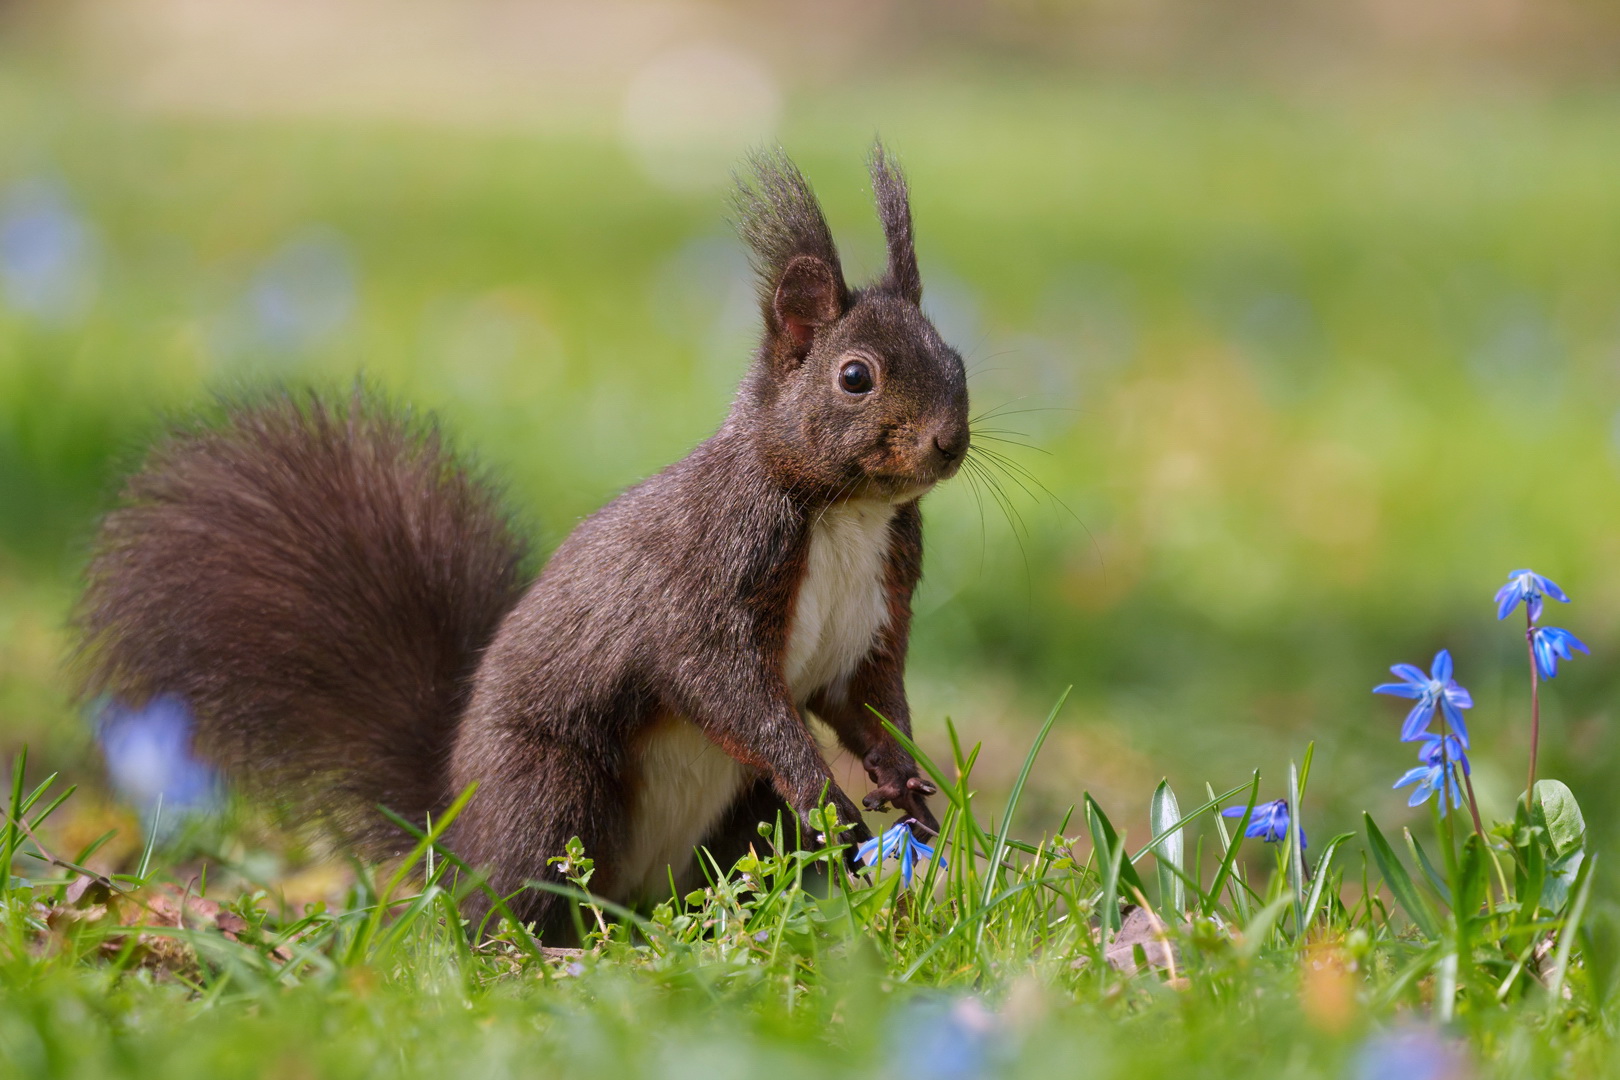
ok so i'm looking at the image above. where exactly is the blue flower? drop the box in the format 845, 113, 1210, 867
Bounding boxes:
1394, 733, 1468, 814
857, 821, 945, 886
1494, 569, 1569, 622
887, 996, 999, 1080
1530, 626, 1588, 679
97, 695, 218, 817
0, 178, 96, 322
1373, 649, 1473, 745
249, 229, 357, 352
1352, 1027, 1468, 1080
1221, 799, 1305, 848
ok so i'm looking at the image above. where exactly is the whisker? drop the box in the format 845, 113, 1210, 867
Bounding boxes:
966, 447, 1044, 506
956, 459, 990, 573
964, 445, 1105, 576
970, 432, 1048, 456
962, 456, 1029, 542
961, 456, 1032, 597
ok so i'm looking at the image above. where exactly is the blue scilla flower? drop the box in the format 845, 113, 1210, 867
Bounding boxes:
1530, 626, 1588, 679
0, 178, 96, 322
1394, 733, 1468, 814
857, 821, 945, 886
1221, 799, 1305, 848
1352, 1027, 1467, 1080
887, 996, 999, 1080
97, 695, 218, 817
1495, 569, 1569, 623
1373, 649, 1473, 745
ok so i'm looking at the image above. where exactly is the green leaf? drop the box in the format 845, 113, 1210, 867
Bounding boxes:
1129, 781, 1249, 864
1086, 795, 1147, 931
1235, 895, 1293, 961
1149, 780, 1185, 916
1541, 848, 1585, 913
1456, 834, 1489, 920
1579, 902, 1620, 1008
1365, 813, 1440, 939
1532, 779, 1585, 858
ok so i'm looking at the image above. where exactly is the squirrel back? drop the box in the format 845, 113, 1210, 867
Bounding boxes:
76, 391, 530, 852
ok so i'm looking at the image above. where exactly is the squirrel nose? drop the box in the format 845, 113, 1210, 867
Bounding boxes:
932, 428, 969, 464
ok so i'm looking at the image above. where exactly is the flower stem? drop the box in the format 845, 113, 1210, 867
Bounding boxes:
1437, 712, 1460, 864
1461, 768, 1486, 839
1525, 607, 1540, 813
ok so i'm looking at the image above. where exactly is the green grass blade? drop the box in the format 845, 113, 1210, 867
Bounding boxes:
1085, 794, 1147, 919
878, 715, 992, 855
1364, 813, 1440, 939
1546, 852, 1597, 1009
1405, 829, 1454, 909
1302, 832, 1354, 929
1094, 815, 1127, 946
979, 685, 1070, 922
1235, 895, 1293, 961
136, 795, 163, 882
1287, 760, 1305, 939
1202, 774, 1259, 919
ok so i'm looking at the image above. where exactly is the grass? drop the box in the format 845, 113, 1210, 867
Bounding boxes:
3, 60, 1620, 1077
1, 687, 1613, 1079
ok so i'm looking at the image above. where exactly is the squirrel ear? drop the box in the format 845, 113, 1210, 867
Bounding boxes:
772, 255, 843, 351
732, 148, 850, 361
869, 141, 921, 305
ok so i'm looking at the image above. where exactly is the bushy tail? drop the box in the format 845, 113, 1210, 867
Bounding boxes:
76, 390, 530, 854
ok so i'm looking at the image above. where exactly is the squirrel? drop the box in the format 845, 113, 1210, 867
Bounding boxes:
75, 144, 969, 938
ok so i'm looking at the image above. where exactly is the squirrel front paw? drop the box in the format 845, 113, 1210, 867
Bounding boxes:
798, 789, 871, 853
862, 771, 940, 834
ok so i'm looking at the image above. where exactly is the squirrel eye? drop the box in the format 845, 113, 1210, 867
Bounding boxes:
839, 359, 874, 395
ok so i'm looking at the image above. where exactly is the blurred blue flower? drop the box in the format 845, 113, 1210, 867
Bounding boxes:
887, 996, 998, 1080
1494, 568, 1568, 623
0, 178, 96, 322
97, 696, 218, 817
857, 821, 945, 886
1529, 626, 1587, 679
1352, 1026, 1468, 1080
1394, 733, 1469, 814
1221, 799, 1305, 848
1373, 649, 1473, 745
248, 228, 357, 351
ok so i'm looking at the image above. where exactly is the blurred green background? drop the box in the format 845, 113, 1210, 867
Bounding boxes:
2, 0, 1619, 871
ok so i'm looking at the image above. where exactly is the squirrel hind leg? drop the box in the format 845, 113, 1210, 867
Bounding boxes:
449, 735, 630, 944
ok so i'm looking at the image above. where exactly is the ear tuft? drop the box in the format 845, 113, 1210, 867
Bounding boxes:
732, 148, 849, 343
868, 140, 921, 305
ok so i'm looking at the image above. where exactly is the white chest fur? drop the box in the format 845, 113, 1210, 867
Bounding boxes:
783, 499, 896, 701
613, 500, 897, 904
618, 714, 748, 903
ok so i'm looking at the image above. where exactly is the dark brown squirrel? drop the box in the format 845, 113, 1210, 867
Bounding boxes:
75, 144, 969, 938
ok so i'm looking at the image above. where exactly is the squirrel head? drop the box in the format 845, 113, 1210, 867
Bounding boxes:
733, 143, 969, 504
